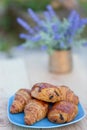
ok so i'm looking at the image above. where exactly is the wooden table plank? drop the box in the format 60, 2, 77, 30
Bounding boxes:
0, 58, 32, 130
0, 50, 87, 130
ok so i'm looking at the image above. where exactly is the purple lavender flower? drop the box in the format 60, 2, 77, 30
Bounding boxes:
19, 33, 31, 40
65, 10, 87, 46
44, 11, 51, 21
82, 42, 87, 46
68, 10, 78, 23
51, 23, 58, 33
68, 38, 73, 44
66, 10, 80, 38
28, 8, 38, 22
46, 5, 56, 17
69, 10, 87, 31
72, 13, 80, 33
79, 18, 87, 28
42, 27, 48, 32
17, 6, 87, 51
33, 26, 40, 32
41, 45, 48, 51
20, 33, 41, 42
28, 8, 43, 26
31, 35, 41, 42
54, 34, 61, 40
17, 18, 34, 34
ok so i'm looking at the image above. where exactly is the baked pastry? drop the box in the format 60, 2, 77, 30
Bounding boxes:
31, 83, 79, 104
24, 99, 48, 125
59, 85, 79, 105
31, 83, 61, 103
48, 101, 78, 124
10, 89, 31, 113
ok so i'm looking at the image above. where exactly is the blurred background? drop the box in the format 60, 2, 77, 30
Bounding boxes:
0, 0, 87, 57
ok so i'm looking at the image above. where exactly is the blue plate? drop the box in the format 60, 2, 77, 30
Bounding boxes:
7, 96, 86, 129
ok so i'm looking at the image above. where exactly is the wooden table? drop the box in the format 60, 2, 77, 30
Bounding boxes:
0, 49, 87, 130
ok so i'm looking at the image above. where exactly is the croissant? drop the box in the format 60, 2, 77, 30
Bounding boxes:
31, 83, 79, 104
59, 85, 79, 105
48, 101, 78, 124
24, 99, 48, 125
10, 89, 31, 113
31, 83, 62, 103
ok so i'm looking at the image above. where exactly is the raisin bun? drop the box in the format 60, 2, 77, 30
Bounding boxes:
31, 83, 61, 103
48, 101, 78, 124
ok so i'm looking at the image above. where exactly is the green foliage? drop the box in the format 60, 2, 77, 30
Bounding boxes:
4, 0, 51, 11
78, 0, 87, 14
0, 35, 18, 56
0, 37, 11, 52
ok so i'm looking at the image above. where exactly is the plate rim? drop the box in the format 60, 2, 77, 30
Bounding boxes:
7, 95, 87, 129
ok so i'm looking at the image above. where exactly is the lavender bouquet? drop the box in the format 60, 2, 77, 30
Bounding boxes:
17, 5, 87, 53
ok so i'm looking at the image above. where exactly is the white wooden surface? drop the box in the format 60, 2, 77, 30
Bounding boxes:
0, 50, 87, 130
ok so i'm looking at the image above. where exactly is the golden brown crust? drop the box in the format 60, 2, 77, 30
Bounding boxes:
10, 89, 32, 113
59, 86, 79, 105
48, 101, 78, 123
31, 83, 62, 103
24, 99, 48, 125
31, 83, 79, 104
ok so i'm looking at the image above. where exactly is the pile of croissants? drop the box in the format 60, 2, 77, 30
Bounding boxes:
10, 82, 79, 125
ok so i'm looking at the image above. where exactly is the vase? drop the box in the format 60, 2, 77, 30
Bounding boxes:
49, 48, 72, 74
